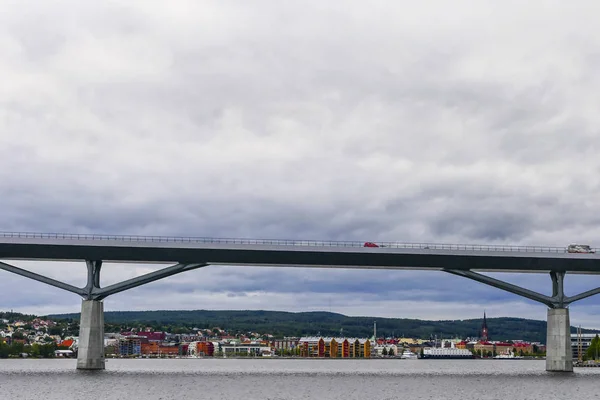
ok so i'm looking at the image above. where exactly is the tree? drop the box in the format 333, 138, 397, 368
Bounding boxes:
12, 331, 25, 340
10, 342, 24, 356
586, 334, 600, 360
38, 343, 56, 358
0, 342, 10, 358
30, 344, 41, 358
48, 326, 62, 336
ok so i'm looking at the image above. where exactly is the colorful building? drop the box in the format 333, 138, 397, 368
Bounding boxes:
119, 336, 141, 356
298, 337, 371, 358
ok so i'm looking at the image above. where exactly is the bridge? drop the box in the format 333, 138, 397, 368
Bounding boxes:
1, 232, 599, 372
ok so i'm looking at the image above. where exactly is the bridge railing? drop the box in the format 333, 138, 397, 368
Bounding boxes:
0, 232, 584, 253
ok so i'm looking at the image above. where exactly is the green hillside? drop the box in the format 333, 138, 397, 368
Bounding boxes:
48, 310, 600, 343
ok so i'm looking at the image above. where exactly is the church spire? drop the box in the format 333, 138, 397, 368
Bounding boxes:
481, 311, 489, 341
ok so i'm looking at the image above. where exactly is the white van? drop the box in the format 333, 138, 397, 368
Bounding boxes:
567, 244, 595, 253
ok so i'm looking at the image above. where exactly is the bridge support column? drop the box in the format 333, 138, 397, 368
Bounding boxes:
76, 299, 105, 370
546, 308, 573, 372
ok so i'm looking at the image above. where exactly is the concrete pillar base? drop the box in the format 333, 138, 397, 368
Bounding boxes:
546, 308, 573, 372
76, 300, 105, 370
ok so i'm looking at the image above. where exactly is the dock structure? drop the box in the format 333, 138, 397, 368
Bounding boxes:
1, 232, 600, 372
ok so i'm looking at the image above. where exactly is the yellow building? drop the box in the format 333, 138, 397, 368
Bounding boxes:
473, 342, 494, 355
298, 337, 371, 358
397, 337, 427, 345
327, 338, 338, 358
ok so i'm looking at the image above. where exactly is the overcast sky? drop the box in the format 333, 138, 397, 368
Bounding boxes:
2, 1, 600, 330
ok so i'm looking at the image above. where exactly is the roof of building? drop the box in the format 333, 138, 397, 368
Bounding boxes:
121, 331, 166, 341
299, 337, 371, 344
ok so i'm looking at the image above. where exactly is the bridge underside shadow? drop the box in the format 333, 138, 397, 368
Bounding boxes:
2, 260, 600, 372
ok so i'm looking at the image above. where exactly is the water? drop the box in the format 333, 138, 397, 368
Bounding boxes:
0, 359, 598, 400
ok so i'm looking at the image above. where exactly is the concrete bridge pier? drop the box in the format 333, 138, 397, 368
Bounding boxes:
444, 269, 578, 372
73, 260, 207, 370
546, 308, 573, 372
76, 300, 105, 370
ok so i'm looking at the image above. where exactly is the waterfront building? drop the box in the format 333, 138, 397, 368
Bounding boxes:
571, 333, 599, 360
197, 341, 215, 356
455, 341, 467, 349
272, 338, 299, 351
470, 340, 538, 357
374, 344, 398, 356
473, 341, 494, 356
493, 342, 514, 355
158, 345, 180, 356
511, 342, 534, 355
140, 342, 159, 355
397, 337, 427, 346
327, 338, 339, 358
298, 337, 371, 358
139, 342, 181, 356
122, 331, 166, 342
54, 349, 74, 357
220, 342, 271, 356
119, 336, 142, 356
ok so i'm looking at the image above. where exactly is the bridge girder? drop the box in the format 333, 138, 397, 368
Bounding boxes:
1, 258, 600, 307
445, 269, 600, 308
0, 259, 208, 301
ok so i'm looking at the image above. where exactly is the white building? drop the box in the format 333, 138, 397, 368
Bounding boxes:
374, 344, 398, 356
221, 342, 271, 356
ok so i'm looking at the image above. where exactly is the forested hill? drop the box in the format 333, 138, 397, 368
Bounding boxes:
48, 310, 600, 343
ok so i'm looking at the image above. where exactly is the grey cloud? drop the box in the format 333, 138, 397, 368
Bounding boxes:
2, 0, 600, 323
429, 210, 534, 242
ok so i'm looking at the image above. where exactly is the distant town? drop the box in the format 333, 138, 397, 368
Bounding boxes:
3, 310, 577, 360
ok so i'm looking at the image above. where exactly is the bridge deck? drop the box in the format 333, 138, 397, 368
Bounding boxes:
0, 233, 599, 273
